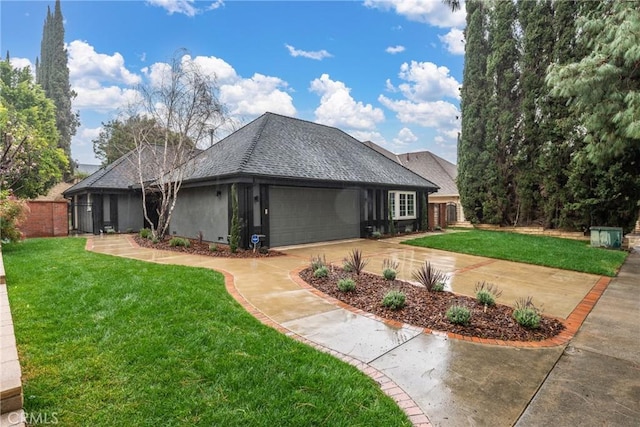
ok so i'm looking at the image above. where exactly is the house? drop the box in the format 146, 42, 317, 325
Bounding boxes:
63, 147, 162, 234
66, 112, 439, 247
362, 141, 465, 229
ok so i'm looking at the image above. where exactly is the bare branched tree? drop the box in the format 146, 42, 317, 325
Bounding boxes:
126, 50, 228, 239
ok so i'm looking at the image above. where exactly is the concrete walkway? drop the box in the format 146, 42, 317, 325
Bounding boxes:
86, 234, 637, 426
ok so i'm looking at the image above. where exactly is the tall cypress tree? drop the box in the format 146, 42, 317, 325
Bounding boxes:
483, 0, 519, 224
514, 0, 554, 225
36, 0, 78, 174
458, 0, 489, 223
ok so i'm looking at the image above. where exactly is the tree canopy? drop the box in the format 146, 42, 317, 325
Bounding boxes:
458, 0, 639, 232
0, 59, 68, 198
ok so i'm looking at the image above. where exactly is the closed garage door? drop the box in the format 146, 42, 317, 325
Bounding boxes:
269, 186, 360, 247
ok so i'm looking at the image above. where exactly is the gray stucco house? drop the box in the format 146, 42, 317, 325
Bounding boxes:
66, 112, 438, 247
171, 113, 438, 247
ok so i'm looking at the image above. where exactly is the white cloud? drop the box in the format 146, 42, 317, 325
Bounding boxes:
8, 57, 34, 73
146, 0, 194, 16
285, 44, 332, 60
310, 74, 384, 130
349, 130, 387, 144
73, 85, 140, 112
72, 125, 104, 163
394, 61, 460, 101
220, 73, 295, 116
385, 45, 406, 54
380, 96, 458, 126
68, 40, 141, 87
364, 0, 466, 28
439, 28, 465, 55
156, 54, 296, 117
146, 0, 223, 16
393, 127, 418, 145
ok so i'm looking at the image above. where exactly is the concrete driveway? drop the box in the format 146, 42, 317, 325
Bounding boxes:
87, 234, 638, 426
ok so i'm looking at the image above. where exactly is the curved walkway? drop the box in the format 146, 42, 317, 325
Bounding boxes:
87, 234, 623, 426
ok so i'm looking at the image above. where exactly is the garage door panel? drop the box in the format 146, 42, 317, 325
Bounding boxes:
269, 186, 360, 247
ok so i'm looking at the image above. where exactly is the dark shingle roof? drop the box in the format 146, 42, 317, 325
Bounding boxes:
396, 151, 458, 196
63, 145, 182, 196
182, 113, 438, 190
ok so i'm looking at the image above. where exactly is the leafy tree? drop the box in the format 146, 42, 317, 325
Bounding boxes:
36, 0, 78, 173
92, 116, 190, 166
547, 1, 640, 231
458, 0, 489, 224
0, 60, 67, 198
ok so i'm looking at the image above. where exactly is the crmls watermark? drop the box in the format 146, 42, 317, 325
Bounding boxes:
8, 411, 59, 425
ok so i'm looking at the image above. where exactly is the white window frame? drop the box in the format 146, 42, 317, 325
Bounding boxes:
389, 191, 416, 220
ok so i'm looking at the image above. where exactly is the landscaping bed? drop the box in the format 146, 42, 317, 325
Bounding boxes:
132, 235, 284, 258
299, 267, 565, 342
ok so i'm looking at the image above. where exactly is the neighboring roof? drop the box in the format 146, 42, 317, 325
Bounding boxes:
396, 151, 458, 196
361, 140, 399, 162
63, 145, 184, 196
34, 181, 73, 201
181, 113, 438, 190
75, 163, 101, 176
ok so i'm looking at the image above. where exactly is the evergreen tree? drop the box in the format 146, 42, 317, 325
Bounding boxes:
548, 1, 640, 232
457, 0, 489, 224
36, 0, 78, 174
514, 0, 554, 225
483, 0, 519, 224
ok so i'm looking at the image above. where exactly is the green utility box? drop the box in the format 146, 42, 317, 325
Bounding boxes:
590, 226, 623, 249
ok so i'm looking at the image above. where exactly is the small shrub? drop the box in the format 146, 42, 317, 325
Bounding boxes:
382, 268, 397, 281
432, 282, 445, 292
372, 231, 382, 238
259, 246, 269, 255
313, 266, 329, 278
126, 228, 134, 233
169, 237, 191, 248
0, 192, 28, 242
209, 243, 218, 252
342, 262, 354, 273
474, 281, 502, 307
446, 304, 471, 325
513, 297, 541, 329
310, 254, 327, 271
151, 237, 159, 244
382, 290, 406, 310
343, 249, 368, 275
412, 261, 447, 292
337, 278, 356, 292
139, 228, 152, 239
197, 230, 204, 244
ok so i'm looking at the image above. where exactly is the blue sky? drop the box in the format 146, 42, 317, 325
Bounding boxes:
1, 0, 466, 165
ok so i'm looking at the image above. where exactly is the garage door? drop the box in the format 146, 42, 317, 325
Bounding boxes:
269, 186, 360, 247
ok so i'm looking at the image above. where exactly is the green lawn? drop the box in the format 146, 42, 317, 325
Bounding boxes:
402, 230, 627, 276
3, 238, 410, 427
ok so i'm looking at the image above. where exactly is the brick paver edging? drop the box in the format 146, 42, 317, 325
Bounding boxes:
113, 236, 431, 427
290, 266, 612, 349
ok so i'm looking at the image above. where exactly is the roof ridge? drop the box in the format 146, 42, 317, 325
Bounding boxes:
239, 113, 269, 170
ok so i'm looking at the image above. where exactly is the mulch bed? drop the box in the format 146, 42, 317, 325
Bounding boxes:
132, 235, 284, 258
299, 267, 565, 342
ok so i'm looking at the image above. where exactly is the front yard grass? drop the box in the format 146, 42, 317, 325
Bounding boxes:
3, 238, 410, 426
402, 230, 627, 276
